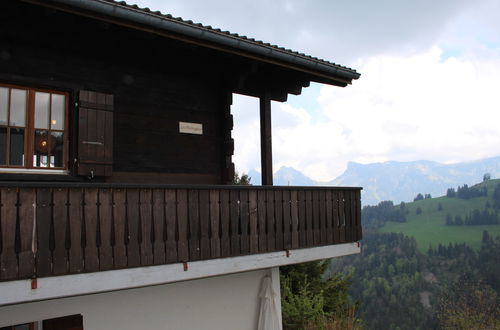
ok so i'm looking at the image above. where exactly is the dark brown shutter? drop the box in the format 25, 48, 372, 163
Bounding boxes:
77, 91, 113, 177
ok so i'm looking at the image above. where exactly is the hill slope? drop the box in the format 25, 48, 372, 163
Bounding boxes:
379, 178, 500, 251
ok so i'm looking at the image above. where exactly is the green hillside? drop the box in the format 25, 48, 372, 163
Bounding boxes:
379, 178, 500, 251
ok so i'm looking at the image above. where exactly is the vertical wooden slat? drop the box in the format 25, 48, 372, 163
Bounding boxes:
139, 189, 153, 266
248, 190, 259, 254
68, 188, 83, 273
165, 189, 178, 263
325, 190, 333, 245
339, 191, 346, 243
52, 188, 68, 275
112, 189, 127, 269
297, 190, 306, 248
18, 188, 36, 279
274, 190, 283, 250
347, 191, 355, 242
229, 190, 240, 256
209, 190, 221, 258
152, 189, 166, 265
282, 190, 292, 249
98, 188, 113, 271
126, 189, 140, 267
0, 188, 19, 280
199, 190, 211, 259
239, 190, 249, 254
332, 191, 340, 244
356, 190, 363, 241
84, 188, 99, 272
219, 190, 230, 257
305, 190, 314, 247
176, 189, 189, 262
188, 190, 201, 261
266, 190, 275, 251
290, 190, 299, 249
319, 190, 327, 245
312, 190, 320, 245
257, 190, 267, 253
36, 188, 52, 277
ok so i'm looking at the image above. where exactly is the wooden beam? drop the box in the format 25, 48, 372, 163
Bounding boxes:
260, 94, 273, 185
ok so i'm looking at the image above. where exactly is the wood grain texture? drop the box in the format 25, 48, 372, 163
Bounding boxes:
18, 188, 36, 278
112, 189, 127, 268
152, 189, 166, 265
139, 189, 153, 266
0, 188, 18, 280
52, 188, 68, 275
98, 188, 113, 270
126, 189, 140, 267
84, 188, 99, 272
36, 188, 52, 277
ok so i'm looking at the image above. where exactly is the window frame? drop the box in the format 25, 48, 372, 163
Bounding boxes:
0, 82, 70, 172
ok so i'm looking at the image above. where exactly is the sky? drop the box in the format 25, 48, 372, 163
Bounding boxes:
133, 0, 500, 181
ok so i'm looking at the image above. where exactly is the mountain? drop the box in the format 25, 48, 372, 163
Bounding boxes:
330, 157, 500, 205
245, 156, 500, 206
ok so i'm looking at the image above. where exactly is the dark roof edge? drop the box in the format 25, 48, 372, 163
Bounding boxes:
44, 0, 361, 82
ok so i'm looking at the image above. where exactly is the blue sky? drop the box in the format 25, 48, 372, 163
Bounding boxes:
134, 0, 500, 181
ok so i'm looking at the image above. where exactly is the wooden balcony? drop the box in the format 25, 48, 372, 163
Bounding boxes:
0, 183, 361, 282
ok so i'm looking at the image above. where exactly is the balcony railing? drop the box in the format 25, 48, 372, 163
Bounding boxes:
0, 183, 362, 281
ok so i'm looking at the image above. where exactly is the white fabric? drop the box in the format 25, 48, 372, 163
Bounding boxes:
257, 276, 282, 330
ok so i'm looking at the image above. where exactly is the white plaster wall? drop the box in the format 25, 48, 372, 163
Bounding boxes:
0, 269, 279, 330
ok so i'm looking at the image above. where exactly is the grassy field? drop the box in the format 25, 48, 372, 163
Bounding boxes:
380, 179, 500, 252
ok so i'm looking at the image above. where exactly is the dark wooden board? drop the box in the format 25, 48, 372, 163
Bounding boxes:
305, 190, 314, 247
356, 190, 362, 241
52, 188, 68, 275
325, 190, 333, 245
239, 190, 250, 254
98, 188, 114, 270
18, 188, 36, 278
290, 190, 299, 249
199, 190, 211, 259
339, 191, 346, 243
257, 190, 267, 253
139, 189, 153, 266
84, 188, 99, 272
112, 189, 127, 268
165, 189, 178, 263
282, 190, 292, 250
312, 190, 320, 245
0, 188, 19, 280
209, 190, 221, 258
69, 188, 84, 273
126, 189, 140, 267
152, 189, 166, 265
248, 190, 259, 254
176, 189, 189, 262
219, 190, 230, 257
229, 190, 240, 255
36, 188, 52, 277
274, 190, 284, 250
266, 190, 275, 251
297, 190, 306, 248
319, 190, 327, 245
188, 190, 201, 261
332, 191, 340, 244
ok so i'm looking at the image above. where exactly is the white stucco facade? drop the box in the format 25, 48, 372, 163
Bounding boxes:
0, 268, 280, 330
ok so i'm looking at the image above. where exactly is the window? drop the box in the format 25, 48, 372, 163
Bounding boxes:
0, 84, 68, 171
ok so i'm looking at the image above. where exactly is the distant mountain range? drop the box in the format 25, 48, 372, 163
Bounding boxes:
247, 156, 500, 206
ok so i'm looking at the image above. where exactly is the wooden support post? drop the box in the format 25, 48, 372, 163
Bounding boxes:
260, 94, 273, 185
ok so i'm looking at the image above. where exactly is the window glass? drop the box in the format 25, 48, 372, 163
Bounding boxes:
51, 94, 65, 130
9, 127, 24, 165
35, 92, 50, 129
34, 130, 49, 168
51, 131, 64, 167
0, 127, 6, 164
0, 87, 8, 125
9, 89, 26, 127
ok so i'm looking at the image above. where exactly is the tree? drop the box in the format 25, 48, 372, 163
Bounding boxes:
483, 173, 492, 181
233, 171, 251, 185
446, 188, 456, 198
414, 193, 424, 201
424, 193, 432, 199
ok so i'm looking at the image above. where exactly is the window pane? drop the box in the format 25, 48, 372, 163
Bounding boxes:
0, 127, 6, 164
34, 130, 49, 168
9, 89, 27, 127
50, 131, 64, 167
0, 87, 8, 125
51, 94, 65, 130
9, 127, 24, 165
35, 92, 50, 129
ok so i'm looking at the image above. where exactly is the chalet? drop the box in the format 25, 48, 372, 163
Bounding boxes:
0, 1, 362, 329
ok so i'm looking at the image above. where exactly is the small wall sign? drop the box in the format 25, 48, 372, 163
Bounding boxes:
179, 121, 203, 135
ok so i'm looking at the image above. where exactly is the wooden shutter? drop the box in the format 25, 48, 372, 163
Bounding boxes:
77, 91, 113, 177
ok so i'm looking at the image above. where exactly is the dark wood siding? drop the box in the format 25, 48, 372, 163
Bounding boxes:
0, 1, 232, 184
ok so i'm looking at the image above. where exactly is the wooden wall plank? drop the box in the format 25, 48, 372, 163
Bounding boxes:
52, 188, 68, 275
126, 189, 140, 267
209, 190, 221, 258
312, 190, 320, 246
0, 188, 19, 280
319, 190, 327, 245
98, 188, 113, 271
325, 190, 333, 245
36, 188, 52, 277
239, 190, 249, 254
265, 190, 275, 251
18, 188, 36, 279
274, 190, 283, 251
282, 190, 292, 250
219, 190, 230, 257
112, 189, 127, 269
199, 190, 211, 259
83, 188, 99, 272
347, 191, 355, 243
257, 190, 267, 253
332, 191, 340, 244
176, 189, 189, 262
188, 190, 201, 261
165, 189, 178, 263
297, 190, 306, 248
339, 191, 346, 243
305, 190, 313, 247
356, 190, 362, 241
248, 190, 258, 254
68, 189, 83, 273
152, 189, 166, 265
290, 190, 299, 249
229, 190, 240, 256
139, 189, 153, 266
